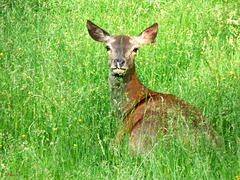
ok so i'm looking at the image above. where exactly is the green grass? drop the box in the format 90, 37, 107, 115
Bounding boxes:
0, 0, 239, 179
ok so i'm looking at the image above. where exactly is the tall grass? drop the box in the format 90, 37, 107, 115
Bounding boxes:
0, 0, 239, 179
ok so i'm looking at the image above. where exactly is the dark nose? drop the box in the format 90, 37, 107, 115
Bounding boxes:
114, 59, 125, 68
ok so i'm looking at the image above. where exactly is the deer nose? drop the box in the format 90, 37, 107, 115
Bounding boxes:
114, 59, 125, 68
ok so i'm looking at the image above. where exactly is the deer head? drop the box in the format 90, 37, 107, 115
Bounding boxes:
87, 20, 158, 77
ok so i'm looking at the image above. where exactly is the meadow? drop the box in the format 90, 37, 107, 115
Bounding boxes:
0, 0, 239, 179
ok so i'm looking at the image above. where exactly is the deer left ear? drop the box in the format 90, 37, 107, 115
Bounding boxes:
136, 23, 158, 46
87, 20, 111, 43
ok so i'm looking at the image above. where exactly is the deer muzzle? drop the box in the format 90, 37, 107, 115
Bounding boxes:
111, 59, 126, 76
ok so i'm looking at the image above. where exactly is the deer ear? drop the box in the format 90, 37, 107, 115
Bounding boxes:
87, 20, 111, 43
136, 23, 158, 46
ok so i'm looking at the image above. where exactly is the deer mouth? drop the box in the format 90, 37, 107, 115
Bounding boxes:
112, 68, 126, 76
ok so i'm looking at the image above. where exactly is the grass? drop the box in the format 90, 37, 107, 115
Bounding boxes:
0, 0, 239, 179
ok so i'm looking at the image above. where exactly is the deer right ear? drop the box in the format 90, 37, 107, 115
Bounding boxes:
87, 20, 111, 43
136, 23, 158, 46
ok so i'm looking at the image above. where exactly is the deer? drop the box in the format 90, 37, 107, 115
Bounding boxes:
87, 20, 222, 154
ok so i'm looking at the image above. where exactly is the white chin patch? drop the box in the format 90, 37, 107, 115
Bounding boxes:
113, 69, 125, 75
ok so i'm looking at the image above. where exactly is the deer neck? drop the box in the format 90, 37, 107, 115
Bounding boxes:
109, 65, 149, 116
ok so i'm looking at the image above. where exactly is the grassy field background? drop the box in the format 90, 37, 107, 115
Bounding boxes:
0, 0, 239, 179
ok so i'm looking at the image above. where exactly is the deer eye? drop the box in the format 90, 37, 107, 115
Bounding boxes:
106, 46, 111, 51
133, 48, 139, 53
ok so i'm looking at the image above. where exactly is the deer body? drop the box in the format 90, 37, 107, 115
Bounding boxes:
87, 21, 221, 153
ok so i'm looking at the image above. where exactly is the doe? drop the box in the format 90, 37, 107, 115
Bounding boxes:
87, 20, 221, 153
